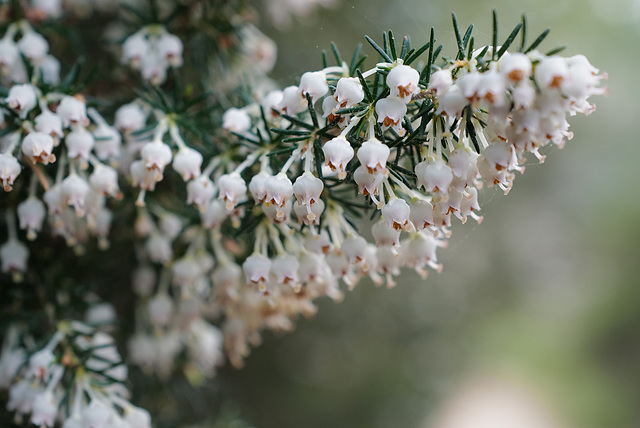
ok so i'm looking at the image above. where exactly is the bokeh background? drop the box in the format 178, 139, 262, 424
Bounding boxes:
213, 1, 640, 427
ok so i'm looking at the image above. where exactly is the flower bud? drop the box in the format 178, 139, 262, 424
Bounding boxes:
61, 173, 90, 216
115, 103, 146, 131
90, 165, 120, 197
0, 239, 29, 276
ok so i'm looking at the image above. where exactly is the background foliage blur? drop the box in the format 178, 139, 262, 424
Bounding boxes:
215, 1, 640, 427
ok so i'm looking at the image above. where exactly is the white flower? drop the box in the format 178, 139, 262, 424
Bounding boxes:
265, 172, 293, 207
90, 165, 120, 197
148, 293, 173, 326
371, 219, 400, 247
299, 71, 328, 103
357, 137, 389, 173
61, 173, 90, 216
172, 146, 203, 181
293, 172, 323, 207
222, 108, 251, 133
22, 132, 56, 165
272, 254, 299, 285
261, 90, 284, 119
130, 160, 161, 191
381, 198, 411, 231
92, 124, 122, 160
6, 84, 37, 118
57, 96, 88, 127
186, 175, 215, 210
157, 33, 183, 67
0, 154, 21, 191
65, 128, 95, 163
218, 173, 247, 210
201, 199, 228, 229
0, 38, 19, 69
81, 399, 112, 428
145, 234, 172, 264
0, 239, 29, 275
141, 141, 172, 172
243, 254, 271, 284
410, 199, 434, 230
249, 171, 271, 203
43, 183, 64, 214
534, 56, 568, 89
115, 103, 146, 131
124, 406, 152, 428
17, 197, 46, 240
499, 52, 532, 82
436, 84, 467, 117
428, 69, 453, 95
17, 32, 49, 62
375, 97, 406, 134
415, 159, 454, 194
294, 198, 324, 225
353, 165, 383, 196
335, 77, 364, 107
322, 136, 354, 179
35, 110, 63, 139
39, 55, 60, 85
278, 85, 306, 115
122, 33, 148, 67
341, 235, 368, 264
30, 390, 58, 427
386, 64, 420, 101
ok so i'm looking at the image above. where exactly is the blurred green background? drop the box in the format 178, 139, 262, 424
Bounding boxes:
217, 1, 640, 427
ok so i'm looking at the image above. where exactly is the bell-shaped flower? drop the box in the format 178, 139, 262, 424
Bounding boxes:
381, 198, 411, 231
172, 146, 203, 181
357, 137, 389, 173
323, 136, 354, 179
386, 64, 420, 101
17, 197, 46, 240
428, 69, 453, 95
299, 71, 328, 103
375, 97, 406, 134
222, 108, 251, 133
22, 132, 55, 165
218, 172, 247, 210
0, 154, 21, 191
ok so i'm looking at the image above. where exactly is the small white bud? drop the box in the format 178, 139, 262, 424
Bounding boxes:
322, 136, 354, 179
375, 96, 407, 134
186, 175, 215, 210
61, 173, 90, 216
0, 154, 21, 191
335, 77, 364, 107
17, 197, 46, 240
157, 33, 183, 67
218, 173, 247, 211
17, 32, 49, 62
34, 110, 63, 139
65, 128, 95, 163
90, 165, 120, 197
381, 198, 411, 231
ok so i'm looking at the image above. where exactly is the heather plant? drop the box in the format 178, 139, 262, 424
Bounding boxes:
0, 1, 606, 426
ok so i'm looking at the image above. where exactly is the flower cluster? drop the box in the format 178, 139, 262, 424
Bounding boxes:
121, 25, 184, 85
0, 85, 123, 281
0, 321, 150, 428
115, 40, 605, 368
0, 4, 607, 425
0, 21, 59, 85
